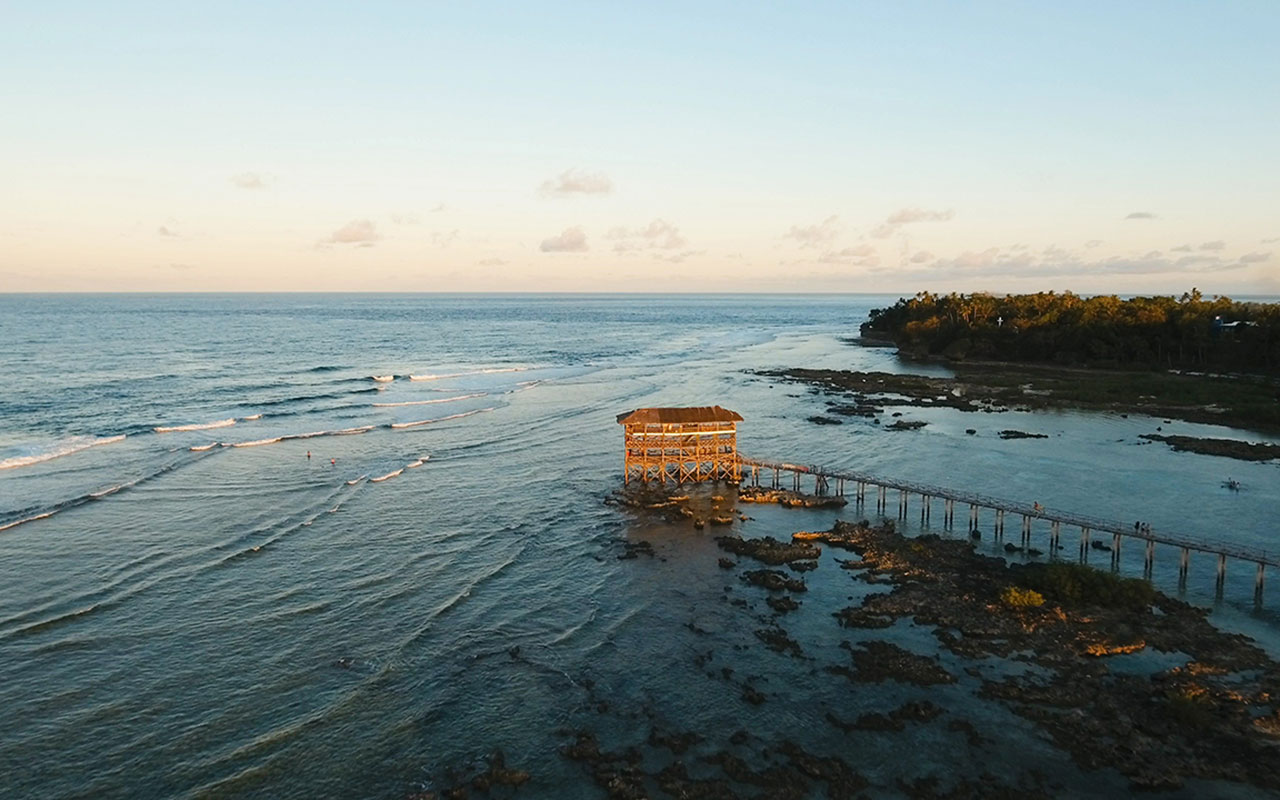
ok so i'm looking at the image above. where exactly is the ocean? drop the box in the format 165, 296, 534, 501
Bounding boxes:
1, 293, 1277, 798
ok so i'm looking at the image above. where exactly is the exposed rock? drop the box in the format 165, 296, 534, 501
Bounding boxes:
742, 569, 807, 593
999, 429, 1048, 439
1140, 433, 1280, 462
738, 485, 847, 509
886, 419, 928, 431
716, 535, 820, 565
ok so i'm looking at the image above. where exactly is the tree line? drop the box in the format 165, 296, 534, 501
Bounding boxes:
860, 290, 1280, 372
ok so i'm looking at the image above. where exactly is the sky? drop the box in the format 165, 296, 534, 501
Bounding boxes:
2, 1, 1277, 294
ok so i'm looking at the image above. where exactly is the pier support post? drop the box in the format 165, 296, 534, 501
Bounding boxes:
1179, 548, 1189, 591
995, 509, 1005, 540
1079, 526, 1089, 563
877, 485, 886, 515
1143, 539, 1154, 580
836, 478, 844, 496
921, 495, 931, 525
1112, 533, 1122, 572
1216, 553, 1227, 599
944, 499, 954, 529
969, 504, 979, 532
793, 471, 800, 492
899, 490, 908, 520
1256, 563, 1265, 606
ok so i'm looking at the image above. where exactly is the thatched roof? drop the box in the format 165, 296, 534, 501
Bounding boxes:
616, 406, 743, 425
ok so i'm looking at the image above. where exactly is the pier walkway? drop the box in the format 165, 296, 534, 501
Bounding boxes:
739, 455, 1273, 604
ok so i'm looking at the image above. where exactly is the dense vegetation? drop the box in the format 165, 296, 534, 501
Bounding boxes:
1018, 562, 1156, 612
861, 290, 1280, 372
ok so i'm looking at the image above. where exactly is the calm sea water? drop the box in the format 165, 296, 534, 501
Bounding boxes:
1, 294, 1277, 799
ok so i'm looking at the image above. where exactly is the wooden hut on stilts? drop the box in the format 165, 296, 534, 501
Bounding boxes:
616, 406, 742, 484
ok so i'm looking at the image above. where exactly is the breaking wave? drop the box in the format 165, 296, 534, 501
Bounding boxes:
371, 375, 395, 383
408, 367, 526, 381
389, 407, 494, 429
154, 419, 236, 433
372, 393, 486, 408
226, 425, 376, 449
0, 434, 127, 471
370, 468, 403, 483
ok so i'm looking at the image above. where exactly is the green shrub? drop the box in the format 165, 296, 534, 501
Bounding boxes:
1001, 586, 1045, 608
1017, 562, 1155, 611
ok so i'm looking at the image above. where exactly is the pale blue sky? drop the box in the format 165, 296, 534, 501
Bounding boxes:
2, 2, 1276, 292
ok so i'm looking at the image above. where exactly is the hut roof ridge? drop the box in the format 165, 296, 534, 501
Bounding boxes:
616, 406, 743, 424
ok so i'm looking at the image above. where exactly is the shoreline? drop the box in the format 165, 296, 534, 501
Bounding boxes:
762, 363, 1280, 452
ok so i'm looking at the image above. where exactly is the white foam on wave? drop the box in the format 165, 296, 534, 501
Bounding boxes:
371, 375, 395, 383
154, 418, 237, 433
242, 413, 263, 421
231, 437, 283, 448
370, 468, 403, 483
190, 442, 219, 451
0, 510, 57, 533
372, 392, 486, 408
0, 434, 127, 471
226, 425, 375, 448
389, 407, 493, 429
408, 367, 526, 381
346, 475, 367, 485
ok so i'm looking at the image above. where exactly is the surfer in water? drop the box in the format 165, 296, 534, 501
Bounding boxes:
331, 458, 336, 466
307, 451, 311, 460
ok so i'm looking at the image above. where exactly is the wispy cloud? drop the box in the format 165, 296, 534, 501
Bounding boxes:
477, 258, 508, 266
783, 215, 839, 248
539, 226, 588, 252
871, 207, 954, 239
890, 245, 1258, 279
1084, 239, 1103, 248
231, 172, 267, 190
909, 251, 933, 264
157, 225, 179, 237
1124, 211, 1156, 220
1199, 240, 1226, 251
1262, 237, 1280, 244
1171, 244, 1193, 253
817, 244, 879, 266
431, 229, 460, 247
608, 218, 686, 252
539, 169, 613, 197
325, 219, 380, 245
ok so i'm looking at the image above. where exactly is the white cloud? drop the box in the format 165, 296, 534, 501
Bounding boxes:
157, 225, 178, 237
895, 245, 1256, 279
1084, 239, 1103, 248
1171, 244, 1193, 253
910, 251, 933, 264
608, 218, 686, 251
539, 226, 588, 252
539, 169, 613, 196
783, 215, 839, 248
231, 172, 267, 189
818, 244, 879, 266
1125, 211, 1156, 220
871, 207, 954, 239
477, 258, 507, 266
326, 219, 380, 245
431, 229, 460, 247
1199, 240, 1226, 251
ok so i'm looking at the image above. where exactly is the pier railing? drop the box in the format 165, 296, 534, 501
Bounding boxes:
738, 454, 1273, 603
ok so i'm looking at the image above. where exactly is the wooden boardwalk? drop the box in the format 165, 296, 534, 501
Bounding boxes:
739, 455, 1273, 603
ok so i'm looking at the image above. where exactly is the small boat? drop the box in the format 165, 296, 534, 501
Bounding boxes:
1223, 478, 1242, 491
371, 375, 395, 383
